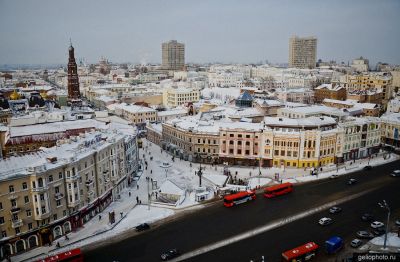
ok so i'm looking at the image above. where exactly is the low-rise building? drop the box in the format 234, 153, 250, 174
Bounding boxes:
162, 87, 200, 108
314, 84, 346, 103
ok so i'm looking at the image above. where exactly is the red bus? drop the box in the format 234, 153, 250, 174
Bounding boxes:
223, 190, 256, 207
282, 242, 319, 261
37, 248, 84, 262
264, 182, 293, 198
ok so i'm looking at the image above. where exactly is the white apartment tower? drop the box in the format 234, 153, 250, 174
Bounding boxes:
162, 40, 185, 71
289, 36, 317, 69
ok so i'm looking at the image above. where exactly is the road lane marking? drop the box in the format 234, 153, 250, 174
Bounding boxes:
173, 188, 377, 261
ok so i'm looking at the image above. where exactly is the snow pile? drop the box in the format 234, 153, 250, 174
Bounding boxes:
247, 177, 272, 189
203, 174, 228, 187
370, 233, 400, 248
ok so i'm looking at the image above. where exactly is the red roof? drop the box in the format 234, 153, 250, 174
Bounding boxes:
282, 242, 319, 260
265, 182, 292, 192
224, 190, 254, 201
37, 248, 82, 262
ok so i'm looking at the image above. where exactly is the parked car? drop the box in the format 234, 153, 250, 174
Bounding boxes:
347, 178, 357, 185
350, 238, 363, 248
329, 206, 342, 214
363, 165, 372, 170
329, 174, 339, 179
135, 223, 150, 232
371, 221, 384, 229
395, 219, 400, 226
160, 249, 180, 261
372, 227, 386, 236
361, 213, 374, 222
319, 217, 333, 226
390, 170, 400, 177
356, 230, 374, 239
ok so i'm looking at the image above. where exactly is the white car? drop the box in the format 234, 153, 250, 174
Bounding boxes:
319, 217, 333, 226
370, 221, 384, 228
390, 170, 400, 177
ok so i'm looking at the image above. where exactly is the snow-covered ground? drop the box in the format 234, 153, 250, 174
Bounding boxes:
370, 233, 400, 249
14, 138, 399, 261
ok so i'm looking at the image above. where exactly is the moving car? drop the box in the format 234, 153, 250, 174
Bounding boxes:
370, 221, 384, 228
329, 206, 342, 214
160, 249, 180, 261
361, 213, 374, 222
356, 230, 374, 239
390, 170, 400, 177
319, 217, 333, 226
329, 174, 339, 179
347, 178, 357, 185
135, 223, 150, 232
350, 239, 363, 248
363, 165, 372, 170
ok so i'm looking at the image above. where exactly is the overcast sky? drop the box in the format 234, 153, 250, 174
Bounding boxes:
0, 0, 399, 66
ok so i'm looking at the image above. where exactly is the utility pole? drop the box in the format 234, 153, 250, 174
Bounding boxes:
378, 200, 391, 250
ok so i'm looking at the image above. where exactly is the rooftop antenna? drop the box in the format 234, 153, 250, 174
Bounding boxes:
69, 38, 72, 47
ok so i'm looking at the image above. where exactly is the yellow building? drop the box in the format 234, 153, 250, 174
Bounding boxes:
162, 87, 200, 108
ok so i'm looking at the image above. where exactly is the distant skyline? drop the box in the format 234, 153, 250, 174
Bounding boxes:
0, 0, 399, 66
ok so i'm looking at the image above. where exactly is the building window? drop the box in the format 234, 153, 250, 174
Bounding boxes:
59, 172, 63, 179
15, 228, 20, 235
22, 182, 28, 190
0, 202, 2, 210
56, 200, 61, 207
0, 217, 4, 224
24, 196, 29, 203
245, 150, 250, 155
63, 210, 67, 216
49, 175, 53, 182
1, 231, 6, 237
229, 149, 234, 154
53, 214, 58, 221
11, 199, 17, 208
9, 185, 14, 193
28, 223, 33, 230
26, 210, 31, 217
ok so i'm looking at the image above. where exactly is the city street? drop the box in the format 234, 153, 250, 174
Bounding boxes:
83, 159, 400, 262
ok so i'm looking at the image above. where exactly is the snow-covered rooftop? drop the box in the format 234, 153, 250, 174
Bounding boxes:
0, 130, 127, 181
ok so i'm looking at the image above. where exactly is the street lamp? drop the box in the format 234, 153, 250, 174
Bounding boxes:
378, 200, 391, 251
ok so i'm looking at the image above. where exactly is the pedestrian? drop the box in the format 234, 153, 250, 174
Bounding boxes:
145, 166, 147, 170
129, 191, 131, 197
99, 215, 102, 220
150, 170, 152, 174
139, 200, 142, 204
137, 184, 139, 189
136, 196, 139, 203
65, 235, 69, 240
151, 178, 153, 182
120, 212, 123, 218
56, 242, 60, 248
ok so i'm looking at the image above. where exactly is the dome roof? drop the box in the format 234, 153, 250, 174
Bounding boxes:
9, 90, 21, 100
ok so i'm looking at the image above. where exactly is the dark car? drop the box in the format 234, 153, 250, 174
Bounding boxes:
363, 165, 372, 170
329, 206, 342, 214
135, 223, 150, 232
347, 178, 357, 185
361, 213, 374, 222
372, 227, 386, 236
356, 230, 374, 239
161, 249, 180, 261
